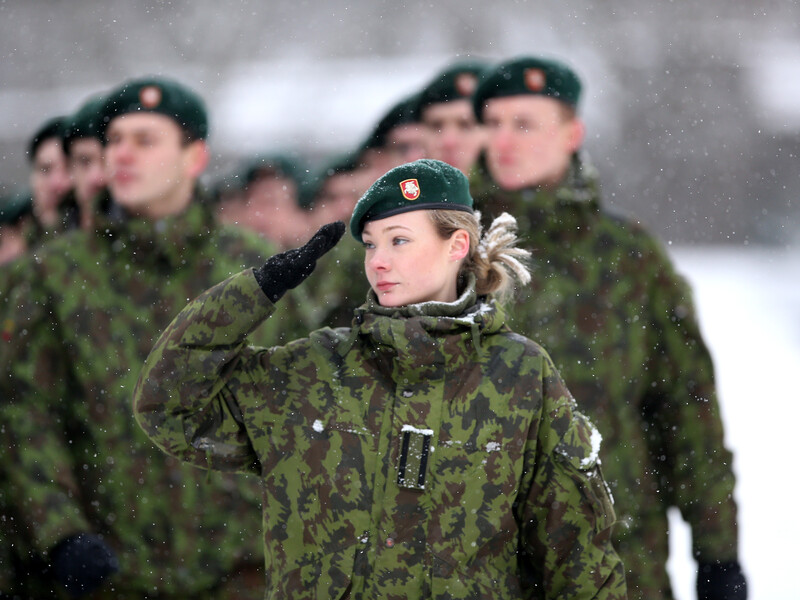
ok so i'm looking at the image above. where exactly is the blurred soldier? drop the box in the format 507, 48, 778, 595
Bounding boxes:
26, 115, 77, 243
1, 191, 36, 597
417, 60, 487, 175
348, 94, 427, 198
0, 191, 32, 267
305, 151, 361, 228
0, 77, 306, 598
470, 56, 746, 600
365, 93, 427, 171
300, 152, 371, 329
218, 153, 312, 249
63, 93, 110, 230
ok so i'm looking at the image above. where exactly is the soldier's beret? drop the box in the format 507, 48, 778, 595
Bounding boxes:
301, 150, 360, 208
349, 158, 473, 243
242, 153, 306, 187
98, 76, 209, 141
472, 56, 582, 121
364, 94, 421, 151
0, 190, 33, 226
27, 115, 67, 162
63, 94, 107, 153
417, 60, 488, 114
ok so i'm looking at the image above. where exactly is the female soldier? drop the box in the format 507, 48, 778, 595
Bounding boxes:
134, 159, 626, 599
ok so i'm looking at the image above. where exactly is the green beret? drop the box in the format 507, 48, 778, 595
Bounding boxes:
364, 94, 421, 151
417, 59, 489, 113
27, 115, 67, 162
63, 93, 107, 153
349, 158, 473, 243
472, 56, 582, 121
301, 150, 359, 208
242, 152, 306, 187
99, 76, 209, 140
0, 190, 33, 226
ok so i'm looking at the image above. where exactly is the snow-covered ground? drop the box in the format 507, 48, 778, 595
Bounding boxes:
665, 244, 800, 600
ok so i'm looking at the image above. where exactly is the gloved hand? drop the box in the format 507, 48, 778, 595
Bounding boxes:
697, 561, 747, 600
253, 221, 345, 303
50, 533, 119, 598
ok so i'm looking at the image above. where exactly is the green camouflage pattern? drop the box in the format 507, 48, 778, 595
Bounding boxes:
470, 153, 740, 599
0, 198, 317, 597
134, 268, 627, 599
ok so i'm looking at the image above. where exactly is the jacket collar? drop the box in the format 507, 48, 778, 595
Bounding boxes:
344, 275, 506, 358
95, 191, 215, 269
471, 151, 601, 216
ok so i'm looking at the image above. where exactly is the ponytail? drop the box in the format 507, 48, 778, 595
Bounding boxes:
429, 210, 530, 304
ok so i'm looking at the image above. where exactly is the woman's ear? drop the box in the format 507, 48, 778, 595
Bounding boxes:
449, 229, 470, 262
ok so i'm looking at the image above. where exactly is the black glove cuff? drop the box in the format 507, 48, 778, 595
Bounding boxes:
253, 265, 285, 304
50, 533, 119, 598
697, 561, 747, 600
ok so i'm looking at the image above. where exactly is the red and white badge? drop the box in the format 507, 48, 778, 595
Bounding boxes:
139, 85, 162, 108
455, 72, 478, 97
524, 68, 546, 92
399, 178, 421, 200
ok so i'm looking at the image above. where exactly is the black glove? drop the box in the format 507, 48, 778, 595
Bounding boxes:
253, 221, 345, 303
697, 561, 747, 600
50, 533, 119, 598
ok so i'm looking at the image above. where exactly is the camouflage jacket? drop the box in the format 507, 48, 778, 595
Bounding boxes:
471, 154, 740, 598
0, 199, 311, 595
134, 269, 627, 600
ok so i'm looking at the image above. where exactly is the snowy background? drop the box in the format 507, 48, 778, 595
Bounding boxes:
2, 1, 799, 597
666, 245, 799, 600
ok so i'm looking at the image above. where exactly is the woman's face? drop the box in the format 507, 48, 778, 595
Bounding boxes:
362, 211, 467, 307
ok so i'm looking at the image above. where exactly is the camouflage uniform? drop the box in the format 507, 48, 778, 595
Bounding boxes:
0, 196, 311, 598
471, 153, 740, 598
134, 269, 627, 599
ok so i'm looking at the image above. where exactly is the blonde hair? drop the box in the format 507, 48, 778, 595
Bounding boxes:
429, 209, 531, 303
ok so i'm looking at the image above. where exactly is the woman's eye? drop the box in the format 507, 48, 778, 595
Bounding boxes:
393, 237, 408, 246
363, 242, 374, 250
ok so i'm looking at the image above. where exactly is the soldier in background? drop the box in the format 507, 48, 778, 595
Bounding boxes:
26, 115, 77, 245
0, 77, 306, 598
0, 191, 32, 267
217, 153, 312, 249
299, 151, 371, 329
417, 60, 488, 175
62, 93, 110, 230
470, 55, 746, 600
364, 93, 427, 171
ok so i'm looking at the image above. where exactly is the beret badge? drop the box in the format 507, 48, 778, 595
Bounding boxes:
399, 179, 421, 200
524, 68, 546, 92
139, 85, 162, 109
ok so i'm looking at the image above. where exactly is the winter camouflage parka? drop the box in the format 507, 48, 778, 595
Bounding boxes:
470, 153, 740, 599
0, 197, 313, 597
134, 268, 627, 600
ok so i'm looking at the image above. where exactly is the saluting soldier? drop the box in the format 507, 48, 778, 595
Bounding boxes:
134, 159, 627, 599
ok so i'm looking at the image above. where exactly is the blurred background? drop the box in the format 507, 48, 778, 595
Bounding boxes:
1, 0, 798, 244
2, 1, 798, 598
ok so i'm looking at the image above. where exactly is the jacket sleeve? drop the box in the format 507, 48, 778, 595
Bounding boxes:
643, 247, 740, 564
518, 353, 627, 600
133, 268, 279, 476
0, 276, 92, 554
